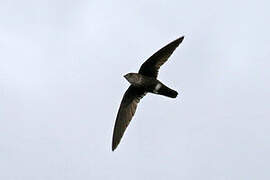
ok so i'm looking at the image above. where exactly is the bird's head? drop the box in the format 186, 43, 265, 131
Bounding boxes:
124, 73, 140, 85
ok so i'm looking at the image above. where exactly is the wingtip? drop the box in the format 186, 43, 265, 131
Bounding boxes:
112, 141, 118, 151
178, 36, 184, 43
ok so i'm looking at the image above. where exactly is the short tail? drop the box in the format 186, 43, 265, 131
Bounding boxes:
157, 85, 178, 98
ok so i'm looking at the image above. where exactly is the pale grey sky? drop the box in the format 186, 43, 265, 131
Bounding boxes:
1, 0, 270, 179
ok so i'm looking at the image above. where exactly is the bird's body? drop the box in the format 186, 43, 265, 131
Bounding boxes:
124, 73, 178, 98
112, 36, 184, 151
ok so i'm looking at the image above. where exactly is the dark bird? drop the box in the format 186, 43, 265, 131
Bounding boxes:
112, 36, 184, 151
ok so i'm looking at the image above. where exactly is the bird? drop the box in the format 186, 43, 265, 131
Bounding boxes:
112, 36, 184, 151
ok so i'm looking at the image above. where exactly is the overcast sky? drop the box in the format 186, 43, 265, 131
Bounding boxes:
1, 0, 270, 179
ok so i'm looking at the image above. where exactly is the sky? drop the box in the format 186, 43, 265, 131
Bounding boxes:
0, 0, 270, 179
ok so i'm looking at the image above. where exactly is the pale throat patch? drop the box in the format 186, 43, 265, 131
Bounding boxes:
153, 83, 162, 93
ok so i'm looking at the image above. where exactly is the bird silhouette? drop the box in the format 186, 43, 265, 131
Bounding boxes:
112, 36, 184, 151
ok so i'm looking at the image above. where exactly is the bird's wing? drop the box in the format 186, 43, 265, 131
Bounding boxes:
138, 36, 184, 78
112, 85, 146, 151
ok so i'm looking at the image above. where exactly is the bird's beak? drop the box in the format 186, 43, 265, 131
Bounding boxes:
123, 74, 128, 79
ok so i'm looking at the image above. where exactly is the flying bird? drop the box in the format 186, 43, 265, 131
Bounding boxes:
112, 36, 184, 151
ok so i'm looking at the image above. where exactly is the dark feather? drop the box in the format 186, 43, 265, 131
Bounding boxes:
112, 86, 146, 151
138, 36, 184, 78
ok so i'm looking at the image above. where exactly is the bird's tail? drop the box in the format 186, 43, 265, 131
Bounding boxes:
157, 84, 178, 98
